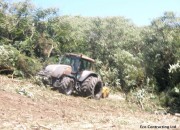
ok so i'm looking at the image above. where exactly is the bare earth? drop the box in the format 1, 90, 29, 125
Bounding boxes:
0, 75, 179, 130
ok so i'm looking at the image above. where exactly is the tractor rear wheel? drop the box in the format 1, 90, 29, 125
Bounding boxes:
59, 77, 74, 95
81, 76, 103, 99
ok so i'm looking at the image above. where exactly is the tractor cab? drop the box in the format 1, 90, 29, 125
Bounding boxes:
59, 53, 95, 74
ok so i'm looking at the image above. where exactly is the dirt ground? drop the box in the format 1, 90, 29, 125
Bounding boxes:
0, 75, 179, 130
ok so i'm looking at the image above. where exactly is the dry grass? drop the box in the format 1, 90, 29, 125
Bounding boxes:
0, 75, 179, 130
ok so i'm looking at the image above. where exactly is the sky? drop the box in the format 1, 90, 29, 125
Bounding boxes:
30, 0, 180, 26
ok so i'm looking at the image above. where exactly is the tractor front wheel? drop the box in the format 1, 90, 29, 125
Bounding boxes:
59, 77, 74, 95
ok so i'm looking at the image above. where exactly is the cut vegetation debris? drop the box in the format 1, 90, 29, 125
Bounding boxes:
0, 75, 179, 130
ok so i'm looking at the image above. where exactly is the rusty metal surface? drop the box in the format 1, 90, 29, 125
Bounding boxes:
65, 53, 95, 62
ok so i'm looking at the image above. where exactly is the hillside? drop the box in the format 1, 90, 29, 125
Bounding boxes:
0, 75, 179, 130
1, 0, 180, 120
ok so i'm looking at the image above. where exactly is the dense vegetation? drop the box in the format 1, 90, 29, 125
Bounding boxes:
0, 0, 179, 112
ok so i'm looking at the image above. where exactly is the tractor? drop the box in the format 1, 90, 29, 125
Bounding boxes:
38, 53, 103, 99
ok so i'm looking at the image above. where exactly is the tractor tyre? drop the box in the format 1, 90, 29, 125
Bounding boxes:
81, 76, 103, 99
59, 77, 74, 95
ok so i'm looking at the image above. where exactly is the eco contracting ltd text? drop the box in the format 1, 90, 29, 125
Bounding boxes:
140, 125, 176, 129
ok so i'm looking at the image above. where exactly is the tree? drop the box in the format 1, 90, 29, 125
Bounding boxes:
142, 12, 180, 92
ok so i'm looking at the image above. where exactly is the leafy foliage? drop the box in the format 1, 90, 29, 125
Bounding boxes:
0, 45, 19, 71
114, 49, 145, 92
0, 45, 41, 77
0, 0, 179, 112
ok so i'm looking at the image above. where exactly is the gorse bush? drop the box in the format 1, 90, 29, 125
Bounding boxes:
169, 61, 180, 73
0, 45, 19, 70
160, 83, 180, 113
114, 49, 145, 92
164, 61, 180, 113
0, 45, 41, 77
99, 65, 120, 88
16, 55, 42, 77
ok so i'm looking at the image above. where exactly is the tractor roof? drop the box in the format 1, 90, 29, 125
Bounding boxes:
65, 53, 95, 62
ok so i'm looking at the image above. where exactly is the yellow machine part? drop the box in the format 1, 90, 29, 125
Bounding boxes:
102, 86, 110, 98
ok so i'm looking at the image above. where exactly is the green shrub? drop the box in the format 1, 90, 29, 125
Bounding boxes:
0, 45, 42, 77
114, 49, 145, 92
99, 65, 120, 88
16, 55, 42, 77
0, 45, 19, 73
166, 84, 180, 113
158, 84, 180, 113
